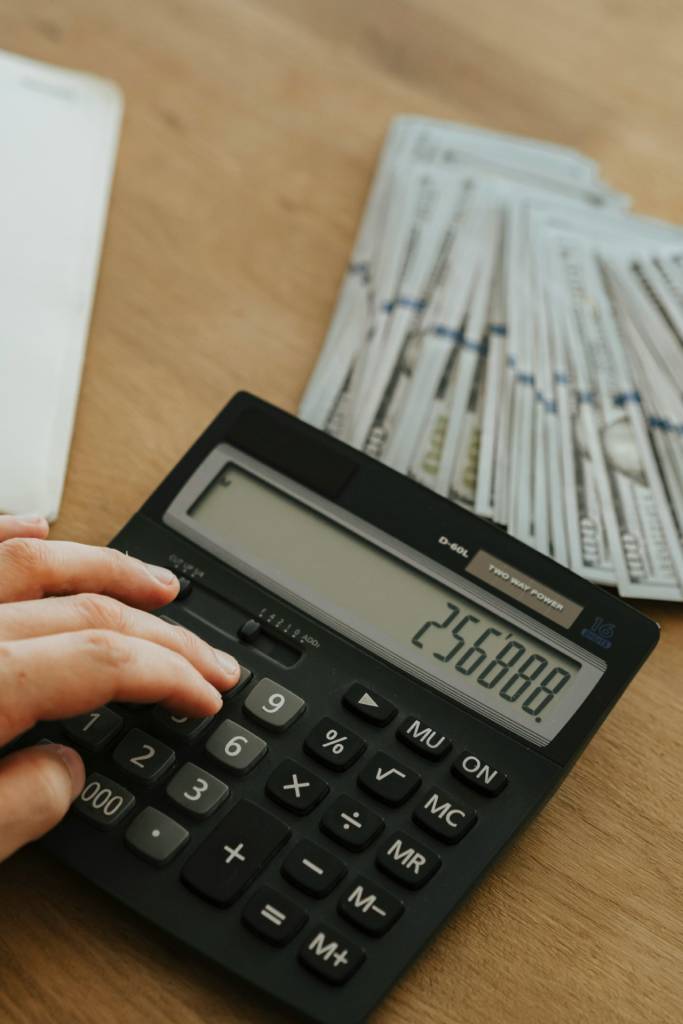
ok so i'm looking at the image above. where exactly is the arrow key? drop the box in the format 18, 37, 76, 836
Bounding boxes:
343, 683, 396, 725
358, 752, 421, 806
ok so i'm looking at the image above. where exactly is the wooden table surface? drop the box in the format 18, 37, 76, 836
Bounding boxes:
1, 1, 681, 1022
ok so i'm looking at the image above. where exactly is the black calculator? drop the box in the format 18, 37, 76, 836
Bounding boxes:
19, 393, 658, 1023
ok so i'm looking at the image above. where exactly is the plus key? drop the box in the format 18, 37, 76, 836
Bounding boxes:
182, 800, 290, 907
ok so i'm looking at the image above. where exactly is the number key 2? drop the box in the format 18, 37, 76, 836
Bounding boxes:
112, 729, 175, 783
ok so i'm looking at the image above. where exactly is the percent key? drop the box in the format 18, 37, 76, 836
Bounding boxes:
304, 718, 366, 771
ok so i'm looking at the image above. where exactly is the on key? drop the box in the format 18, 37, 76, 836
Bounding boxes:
181, 800, 290, 907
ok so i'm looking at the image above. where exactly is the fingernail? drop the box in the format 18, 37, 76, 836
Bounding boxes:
17, 513, 48, 525
144, 563, 178, 587
214, 649, 240, 681
203, 686, 223, 713
50, 744, 85, 802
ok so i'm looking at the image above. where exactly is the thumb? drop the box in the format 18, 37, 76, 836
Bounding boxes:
0, 743, 85, 862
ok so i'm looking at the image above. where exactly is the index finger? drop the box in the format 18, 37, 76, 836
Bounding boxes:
0, 514, 50, 543
0, 630, 224, 746
0, 538, 179, 608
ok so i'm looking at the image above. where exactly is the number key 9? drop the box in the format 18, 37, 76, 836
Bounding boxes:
244, 678, 306, 732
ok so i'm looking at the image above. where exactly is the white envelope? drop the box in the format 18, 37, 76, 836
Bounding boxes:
0, 50, 123, 520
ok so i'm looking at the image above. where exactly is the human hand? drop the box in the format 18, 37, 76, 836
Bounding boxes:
0, 514, 241, 862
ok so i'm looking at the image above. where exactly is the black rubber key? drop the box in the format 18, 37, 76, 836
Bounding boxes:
304, 717, 365, 771
342, 684, 396, 726
299, 925, 365, 985
357, 752, 420, 807
242, 886, 308, 946
181, 800, 290, 907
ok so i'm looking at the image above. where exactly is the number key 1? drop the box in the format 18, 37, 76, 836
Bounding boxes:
63, 706, 123, 752
112, 729, 175, 783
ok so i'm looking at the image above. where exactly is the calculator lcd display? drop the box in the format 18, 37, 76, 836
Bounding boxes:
189, 466, 596, 745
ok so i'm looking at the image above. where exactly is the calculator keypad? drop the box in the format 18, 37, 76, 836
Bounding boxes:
125, 807, 189, 864
181, 799, 290, 907
357, 753, 420, 807
304, 717, 366, 771
244, 678, 306, 732
412, 787, 477, 844
112, 729, 175, 783
63, 706, 123, 751
242, 886, 308, 946
75, 773, 135, 829
166, 762, 229, 818
338, 876, 404, 936
205, 719, 267, 774
376, 831, 441, 889
320, 796, 384, 852
58, 622, 511, 1004
266, 759, 329, 815
282, 840, 347, 898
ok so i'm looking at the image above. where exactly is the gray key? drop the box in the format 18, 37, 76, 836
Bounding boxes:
150, 707, 213, 741
243, 678, 306, 733
166, 762, 229, 818
125, 807, 189, 865
75, 773, 135, 829
205, 718, 267, 774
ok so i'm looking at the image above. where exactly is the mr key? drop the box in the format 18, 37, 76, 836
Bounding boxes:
16, 393, 658, 1024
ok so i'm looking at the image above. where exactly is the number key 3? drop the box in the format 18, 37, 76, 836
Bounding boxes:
112, 729, 175, 783
166, 762, 229, 818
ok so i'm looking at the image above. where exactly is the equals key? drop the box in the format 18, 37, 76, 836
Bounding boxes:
242, 886, 308, 946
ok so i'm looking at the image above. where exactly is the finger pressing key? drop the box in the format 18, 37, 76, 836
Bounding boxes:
0, 743, 85, 862
0, 630, 226, 747
0, 594, 241, 692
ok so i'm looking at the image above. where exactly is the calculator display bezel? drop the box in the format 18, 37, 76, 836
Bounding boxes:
164, 443, 605, 758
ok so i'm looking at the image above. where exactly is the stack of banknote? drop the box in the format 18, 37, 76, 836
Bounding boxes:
299, 116, 683, 601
